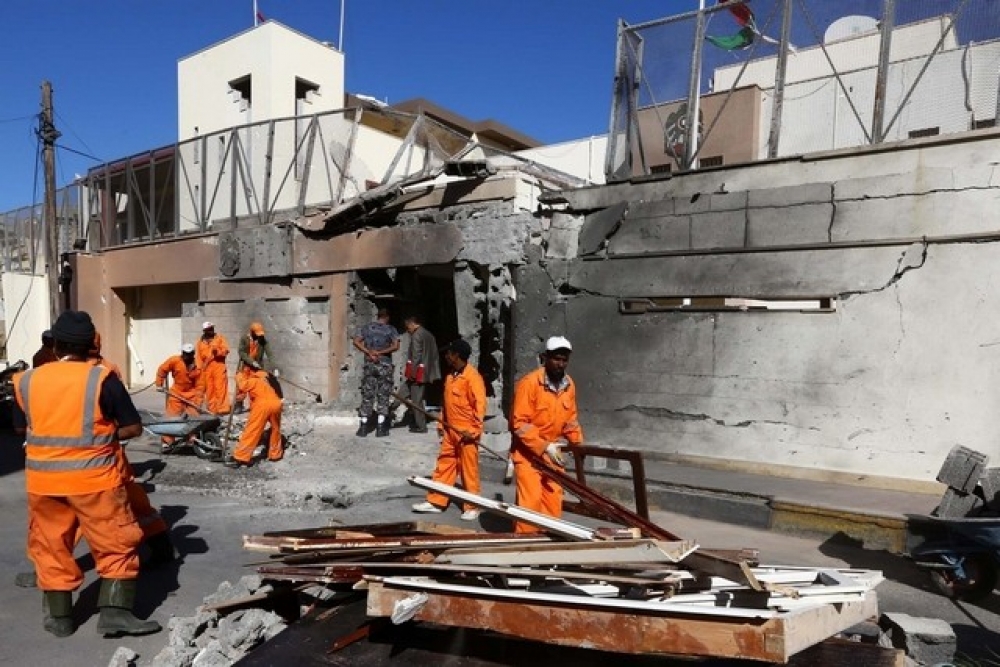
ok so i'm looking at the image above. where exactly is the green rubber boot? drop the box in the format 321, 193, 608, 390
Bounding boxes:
42, 591, 75, 638
95, 579, 161, 638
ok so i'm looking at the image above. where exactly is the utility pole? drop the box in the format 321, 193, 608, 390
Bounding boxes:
40, 80, 62, 323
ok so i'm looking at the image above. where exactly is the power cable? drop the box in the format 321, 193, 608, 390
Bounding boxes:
55, 143, 103, 163
54, 110, 97, 159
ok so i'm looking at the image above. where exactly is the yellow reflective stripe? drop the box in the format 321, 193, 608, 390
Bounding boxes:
26, 433, 117, 448
26, 453, 117, 472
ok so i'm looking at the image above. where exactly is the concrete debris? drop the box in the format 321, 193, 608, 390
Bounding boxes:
879, 612, 957, 666
145, 577, 285, 667
107, 647, 139, 667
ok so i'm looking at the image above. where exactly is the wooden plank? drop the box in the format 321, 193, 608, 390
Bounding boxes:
436, 539, 698, 567
247, 532, 554, 560
366, 580, 785, 661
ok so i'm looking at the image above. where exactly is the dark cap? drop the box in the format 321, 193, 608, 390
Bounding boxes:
51, 310, 96, 346
444, 338, 472, 361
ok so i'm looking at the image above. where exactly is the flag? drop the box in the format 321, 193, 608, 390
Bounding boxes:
705, 0, 757, 51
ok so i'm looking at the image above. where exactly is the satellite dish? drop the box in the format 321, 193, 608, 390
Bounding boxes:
824, 15, 879, 44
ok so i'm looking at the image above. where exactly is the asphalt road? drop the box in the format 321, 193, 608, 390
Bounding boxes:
1, 427, 998, 666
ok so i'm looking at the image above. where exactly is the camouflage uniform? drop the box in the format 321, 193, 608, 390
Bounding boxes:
356, 321, 399, 417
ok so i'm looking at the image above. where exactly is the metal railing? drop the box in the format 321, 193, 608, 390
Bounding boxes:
0, 185, 83, 275
608, 0, 1000, 181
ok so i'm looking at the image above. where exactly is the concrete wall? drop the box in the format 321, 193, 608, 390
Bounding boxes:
518, 131, 1000, 485
1, 273, 50, 364
123, 283, 200, 386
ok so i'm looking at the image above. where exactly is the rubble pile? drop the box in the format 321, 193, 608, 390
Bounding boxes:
121, 576, 287, 667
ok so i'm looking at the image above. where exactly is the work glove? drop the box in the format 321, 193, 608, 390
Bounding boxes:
544, 442, 566, 466
155, 386, 165, 393
251, 361, 261, 370
271, 368, 281, 378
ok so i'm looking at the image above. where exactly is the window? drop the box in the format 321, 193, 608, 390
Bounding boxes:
619, 296, 837, 314
699, 155, 724, 168
229, 75, 252, 111
295, 78, 320, 180
908, 127, 939, 139
973, 118, 996, 130
650, 164, 672, 175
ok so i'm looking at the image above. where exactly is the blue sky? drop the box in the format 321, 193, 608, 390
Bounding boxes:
0, 0, 695, 212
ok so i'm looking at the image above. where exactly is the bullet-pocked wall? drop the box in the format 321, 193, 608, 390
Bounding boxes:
515, 131, 1000, 487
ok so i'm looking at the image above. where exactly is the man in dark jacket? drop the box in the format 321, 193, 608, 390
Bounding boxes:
32, 330, 57, 368
398, 314, 441, 433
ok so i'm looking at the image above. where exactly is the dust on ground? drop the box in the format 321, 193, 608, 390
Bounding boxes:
126, 400, 510, 512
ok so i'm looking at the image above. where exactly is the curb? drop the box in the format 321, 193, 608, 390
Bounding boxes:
582, 474, 908, 553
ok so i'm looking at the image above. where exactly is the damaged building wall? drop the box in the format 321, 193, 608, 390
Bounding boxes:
515, 132, 1000, 485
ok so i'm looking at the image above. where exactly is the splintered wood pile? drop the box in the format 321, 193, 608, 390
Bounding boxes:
242, 476, 887, 664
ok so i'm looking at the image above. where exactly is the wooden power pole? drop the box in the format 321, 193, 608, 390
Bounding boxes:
40, 81, 62, 323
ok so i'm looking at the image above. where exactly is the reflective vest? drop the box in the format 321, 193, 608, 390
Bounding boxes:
15, 362, 123, 496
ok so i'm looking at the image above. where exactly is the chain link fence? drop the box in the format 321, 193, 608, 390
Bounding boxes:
608, 0, 1000, 181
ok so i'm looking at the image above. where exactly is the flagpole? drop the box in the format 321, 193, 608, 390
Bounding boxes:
339, 0, 346, 51
686, 0, 706, 169
253, 0, 259, 27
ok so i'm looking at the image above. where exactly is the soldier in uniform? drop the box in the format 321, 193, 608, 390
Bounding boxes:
352, 307, 399, 437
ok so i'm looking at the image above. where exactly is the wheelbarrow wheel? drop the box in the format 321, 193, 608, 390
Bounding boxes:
929, 553, 998, 602
194, 431, 224, 461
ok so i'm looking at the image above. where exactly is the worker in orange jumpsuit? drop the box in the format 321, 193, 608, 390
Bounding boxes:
12, 310, 161, 638
235, 322, 272, 412
510, 336, 584, 533
155, 343, 204, 451
411, 339, 486, 521
32, 329, 57, 368
92, 333, 175, 564
13, 334, 176, 591
225, 368, 284, 468
196, 321, 230, 414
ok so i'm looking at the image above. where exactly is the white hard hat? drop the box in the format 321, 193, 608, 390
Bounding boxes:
181, 343, 195, 354
202, 321, 215, 330
545, 336, 572, 352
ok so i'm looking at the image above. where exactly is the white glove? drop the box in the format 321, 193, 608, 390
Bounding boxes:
271, 368, 281, 378
544, 442, 566, 466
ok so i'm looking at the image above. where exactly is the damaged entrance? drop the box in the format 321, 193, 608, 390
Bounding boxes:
352, 261, 512, 419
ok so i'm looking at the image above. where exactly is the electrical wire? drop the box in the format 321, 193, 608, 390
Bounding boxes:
1, 132, 43, 361
54, 110, 97, 159
55, 143, 103, 162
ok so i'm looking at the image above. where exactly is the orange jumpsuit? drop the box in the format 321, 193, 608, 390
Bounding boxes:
197, 333, 230, 414
88, 356, 169, 540
155, 355, 203, 446
510, 366, 584, 533
236, 335, 267, 409
15, 362, 143, 591
424, 363, 486, 512
232, 370, 283, 464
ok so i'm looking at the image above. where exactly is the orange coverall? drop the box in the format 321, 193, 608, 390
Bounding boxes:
155, 354, 203, 446
15, 362, 142, 591
90, 355, 168, 540
197, 333, 230, 414
510, 366, 584, 533
232, 370, 283, 464
424, 363, 486, 512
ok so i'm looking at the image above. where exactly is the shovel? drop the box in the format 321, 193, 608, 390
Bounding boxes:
273, 373, 322, 403
391, 392, 508, 464
161, 388, 214, 416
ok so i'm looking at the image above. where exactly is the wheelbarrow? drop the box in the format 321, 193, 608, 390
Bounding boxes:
907, 513, 1000, 601
141, 409, 225, 461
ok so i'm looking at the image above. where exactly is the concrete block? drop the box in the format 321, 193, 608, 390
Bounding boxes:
708, 190, 748, 212
690, 210, 746, 249
879, 612, 956, 666
836, 169, 956, 201
579, 203, 627, 255
674, 192, 713, 215
609, 214, 690, 254
935, 488, 981, 518
979, 468, 1000, 510
746, 204, 832, 247
936, 445, 989, 492
748, 183, 832, 208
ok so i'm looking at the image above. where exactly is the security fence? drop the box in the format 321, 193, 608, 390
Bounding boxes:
607, 0, 1000, 180
0, 186, 83, 274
